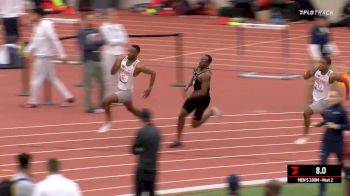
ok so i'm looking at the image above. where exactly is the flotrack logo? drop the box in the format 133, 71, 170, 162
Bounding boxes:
299, 10, 334, 16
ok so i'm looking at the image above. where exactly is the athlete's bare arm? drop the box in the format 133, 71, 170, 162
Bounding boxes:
111, 57, 123, 75
135, 64, 156, 98
189, 72, 211, 99
304, 66, 319, 80
184, 68, 197, 92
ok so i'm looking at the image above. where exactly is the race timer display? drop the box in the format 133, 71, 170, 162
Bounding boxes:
287, 165, 342, 183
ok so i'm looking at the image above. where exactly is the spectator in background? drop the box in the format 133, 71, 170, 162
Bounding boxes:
329, 0, 350, 28
147, 0, 191, 15
312, 90, 350, 196
167, 0, 191, 15
100, 8, 128, 97
0, 0, 25, 44
24, 8, 74, 108
264, 179, 282, 196
32, 158, 81, 196
12, 153, 34, 196
218, 0, 255, 20
227, 174, 240, 196
255, 0, 272, 23
78, 12, 105, 113
186, 0, 216, 15
132, 109, 161, 196
308, 15, 339, 66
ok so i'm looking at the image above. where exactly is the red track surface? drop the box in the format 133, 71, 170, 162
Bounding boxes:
0, 12, 350, 195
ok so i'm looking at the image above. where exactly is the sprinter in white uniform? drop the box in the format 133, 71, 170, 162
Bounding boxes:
99, 45, 156, 132
23, 8, 74, 108
295, 56, 349, 144
100, 9, 128, 97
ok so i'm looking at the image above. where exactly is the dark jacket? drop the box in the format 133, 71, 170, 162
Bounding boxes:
132, 124, 161, 171
317, 103, 350, 153
77, 28, 105, 62
310, 25, 330, 45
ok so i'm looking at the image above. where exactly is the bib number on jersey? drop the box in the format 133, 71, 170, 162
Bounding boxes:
120, 72, 129, 84
314, 82, 324, 92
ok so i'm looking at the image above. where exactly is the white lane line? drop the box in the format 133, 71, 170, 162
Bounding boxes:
0, 119, 308, 148
0, 127, 316, 149
0, 111, 301, 130
77, 158, 326, 186
77, 158, 319, 182
0, 139, 322, 158
0, 149, 318, 176
0, 125, 305, 167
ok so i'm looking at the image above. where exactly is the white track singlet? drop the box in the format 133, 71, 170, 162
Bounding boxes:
117, 57, 139, 91
313, 69, 333, 102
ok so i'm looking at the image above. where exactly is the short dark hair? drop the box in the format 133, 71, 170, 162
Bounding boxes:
205, 54, 212, 64
32, 8, 46, 17
48, 158, 60, 173
139, 108, 152, 123
132, 44, 141, 53
322, 55, 332, 65
17, 153, 32, 170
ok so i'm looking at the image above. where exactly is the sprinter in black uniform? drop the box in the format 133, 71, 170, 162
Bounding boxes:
169, 54, 221, 148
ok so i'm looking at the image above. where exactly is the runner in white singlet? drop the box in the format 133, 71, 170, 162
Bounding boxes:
116, 56, 139, 93
295, 56, 349, 144
98, 45, 156, 133
313, 69, 333, 103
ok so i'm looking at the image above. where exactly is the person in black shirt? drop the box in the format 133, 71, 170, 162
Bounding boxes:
169, 54, 221, 148
313, 90, 350, 196
132, 108, 161, 196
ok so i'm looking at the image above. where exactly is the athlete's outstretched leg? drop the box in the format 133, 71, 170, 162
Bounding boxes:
294, 107, 313, 144
191, 107, 221, 128
169, 109, 189, 148
303, 107, 313, 135
98, 94, 119, 133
